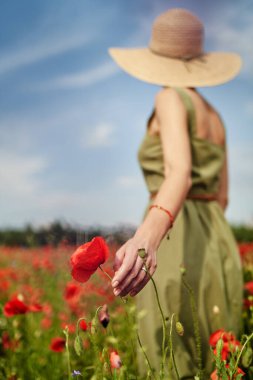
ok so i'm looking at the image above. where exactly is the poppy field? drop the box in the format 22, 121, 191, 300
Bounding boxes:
0, 239, 253, 379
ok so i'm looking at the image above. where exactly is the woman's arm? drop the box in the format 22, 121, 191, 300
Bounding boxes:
216, 148, 229, 211
111, 88, 192, 297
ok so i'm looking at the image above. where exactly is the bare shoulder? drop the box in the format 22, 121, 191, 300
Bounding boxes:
155, 87, 186, 116
154, 88, 187, 130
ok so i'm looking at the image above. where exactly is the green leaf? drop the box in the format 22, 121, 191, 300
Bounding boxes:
74, 335, 83, 356
242, 346, 253, 368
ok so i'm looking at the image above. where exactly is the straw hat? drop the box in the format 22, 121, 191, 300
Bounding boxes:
109, 8, 242, 87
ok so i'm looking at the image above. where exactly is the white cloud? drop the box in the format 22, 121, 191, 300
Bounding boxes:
0, 151, 47, 197
82, 123, 116, 148
32, 61, 119, 91
0, 34, 91, 75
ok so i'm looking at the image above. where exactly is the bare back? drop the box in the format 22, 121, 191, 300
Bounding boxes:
148, 88, 226, 149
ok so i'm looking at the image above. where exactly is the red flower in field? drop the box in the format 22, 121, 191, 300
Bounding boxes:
244, 281, 253, 295
210, 329, 240, 361
3, 296, 29, 317
42, 302, 53, 317
239, 242, 253, 257
211, 366, 245, 380
41, 317, 52, 329
244, 298, 253, 309
61, 322, 76, 334
1, 332, 19, 351
50, 337, 66, 352
64, 282, 80, 300
0, 279, 10, 291
209, 329, 235, 347
79, 319, 88, 331
110, 350, 122, 369
29, 303, 43, 312
70, 237, 109, 283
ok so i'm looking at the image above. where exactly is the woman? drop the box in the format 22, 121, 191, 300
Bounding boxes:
109, 8, 243, 379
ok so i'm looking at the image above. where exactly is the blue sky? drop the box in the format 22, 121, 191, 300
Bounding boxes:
0, 0, 252, 228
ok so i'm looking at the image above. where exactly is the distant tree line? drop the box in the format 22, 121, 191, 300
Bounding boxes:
0, 221, 252, 247
0, 221, 136, 247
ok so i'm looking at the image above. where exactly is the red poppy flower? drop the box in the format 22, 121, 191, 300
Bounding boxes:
64, 282, 80, 300
79, 320, 88, 331
61, 322, 76, 334
210, 329, 240, 361
209, 329, 235, 348
3, 296, 29, 317
244, 281, 253, 295
29, 303, 43, 312
49, 337, 66, 352
70, 237, 109, 283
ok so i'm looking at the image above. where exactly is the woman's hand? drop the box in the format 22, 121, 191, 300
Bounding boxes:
111, 237, 157, 297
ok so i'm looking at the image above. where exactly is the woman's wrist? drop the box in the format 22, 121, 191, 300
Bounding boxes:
134, 208, 172, 251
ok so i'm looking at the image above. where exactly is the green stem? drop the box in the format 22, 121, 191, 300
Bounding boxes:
100, 266, 139, 378
136, 331, 157, 380
168, 315, 180, 380
63, 328, 71, 380
145, 264, 167, 379
120, 298, 140, 380
99, 265, 113, 281
182, 276, 203, 379
231, 332, 253, 376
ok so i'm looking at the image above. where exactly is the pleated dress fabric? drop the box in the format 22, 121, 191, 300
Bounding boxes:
136, 88, 243, 379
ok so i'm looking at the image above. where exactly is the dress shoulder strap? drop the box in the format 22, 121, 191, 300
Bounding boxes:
174, 87, 197, 136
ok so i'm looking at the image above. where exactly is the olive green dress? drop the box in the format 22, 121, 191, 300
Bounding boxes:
136, 88, 243, 379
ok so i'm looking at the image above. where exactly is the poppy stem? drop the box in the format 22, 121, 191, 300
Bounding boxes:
168, 314, 180, 380
144, 264, 167, 379
63, 327, 72, 380
99, 265, 113, 282
136, 331, 157, 380
181, 274, 203, 379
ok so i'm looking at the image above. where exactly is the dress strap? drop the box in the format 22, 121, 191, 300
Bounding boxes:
174, 87, 197, 136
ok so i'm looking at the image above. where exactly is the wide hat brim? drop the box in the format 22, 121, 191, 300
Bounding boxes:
109, 48, 242, 87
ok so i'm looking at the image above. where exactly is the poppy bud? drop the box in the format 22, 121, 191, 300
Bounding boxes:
138, 248, 147, 259
176, 321, 184, 336
110, 350, 122, 369
99, 304, 110, 328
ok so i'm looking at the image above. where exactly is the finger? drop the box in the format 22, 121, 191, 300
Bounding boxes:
117, 256, 152, 296
117, 256, 152, 297
113, 243, 127, 272
119, 268, 147, 297
129, 263, 157, 297
112, 244, 138, 287
115, 255, 144, 294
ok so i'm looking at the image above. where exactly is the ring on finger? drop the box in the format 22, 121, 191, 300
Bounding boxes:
141, 265, 148, 273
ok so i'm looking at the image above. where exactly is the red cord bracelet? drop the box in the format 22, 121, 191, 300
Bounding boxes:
149, 204, 174, 227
